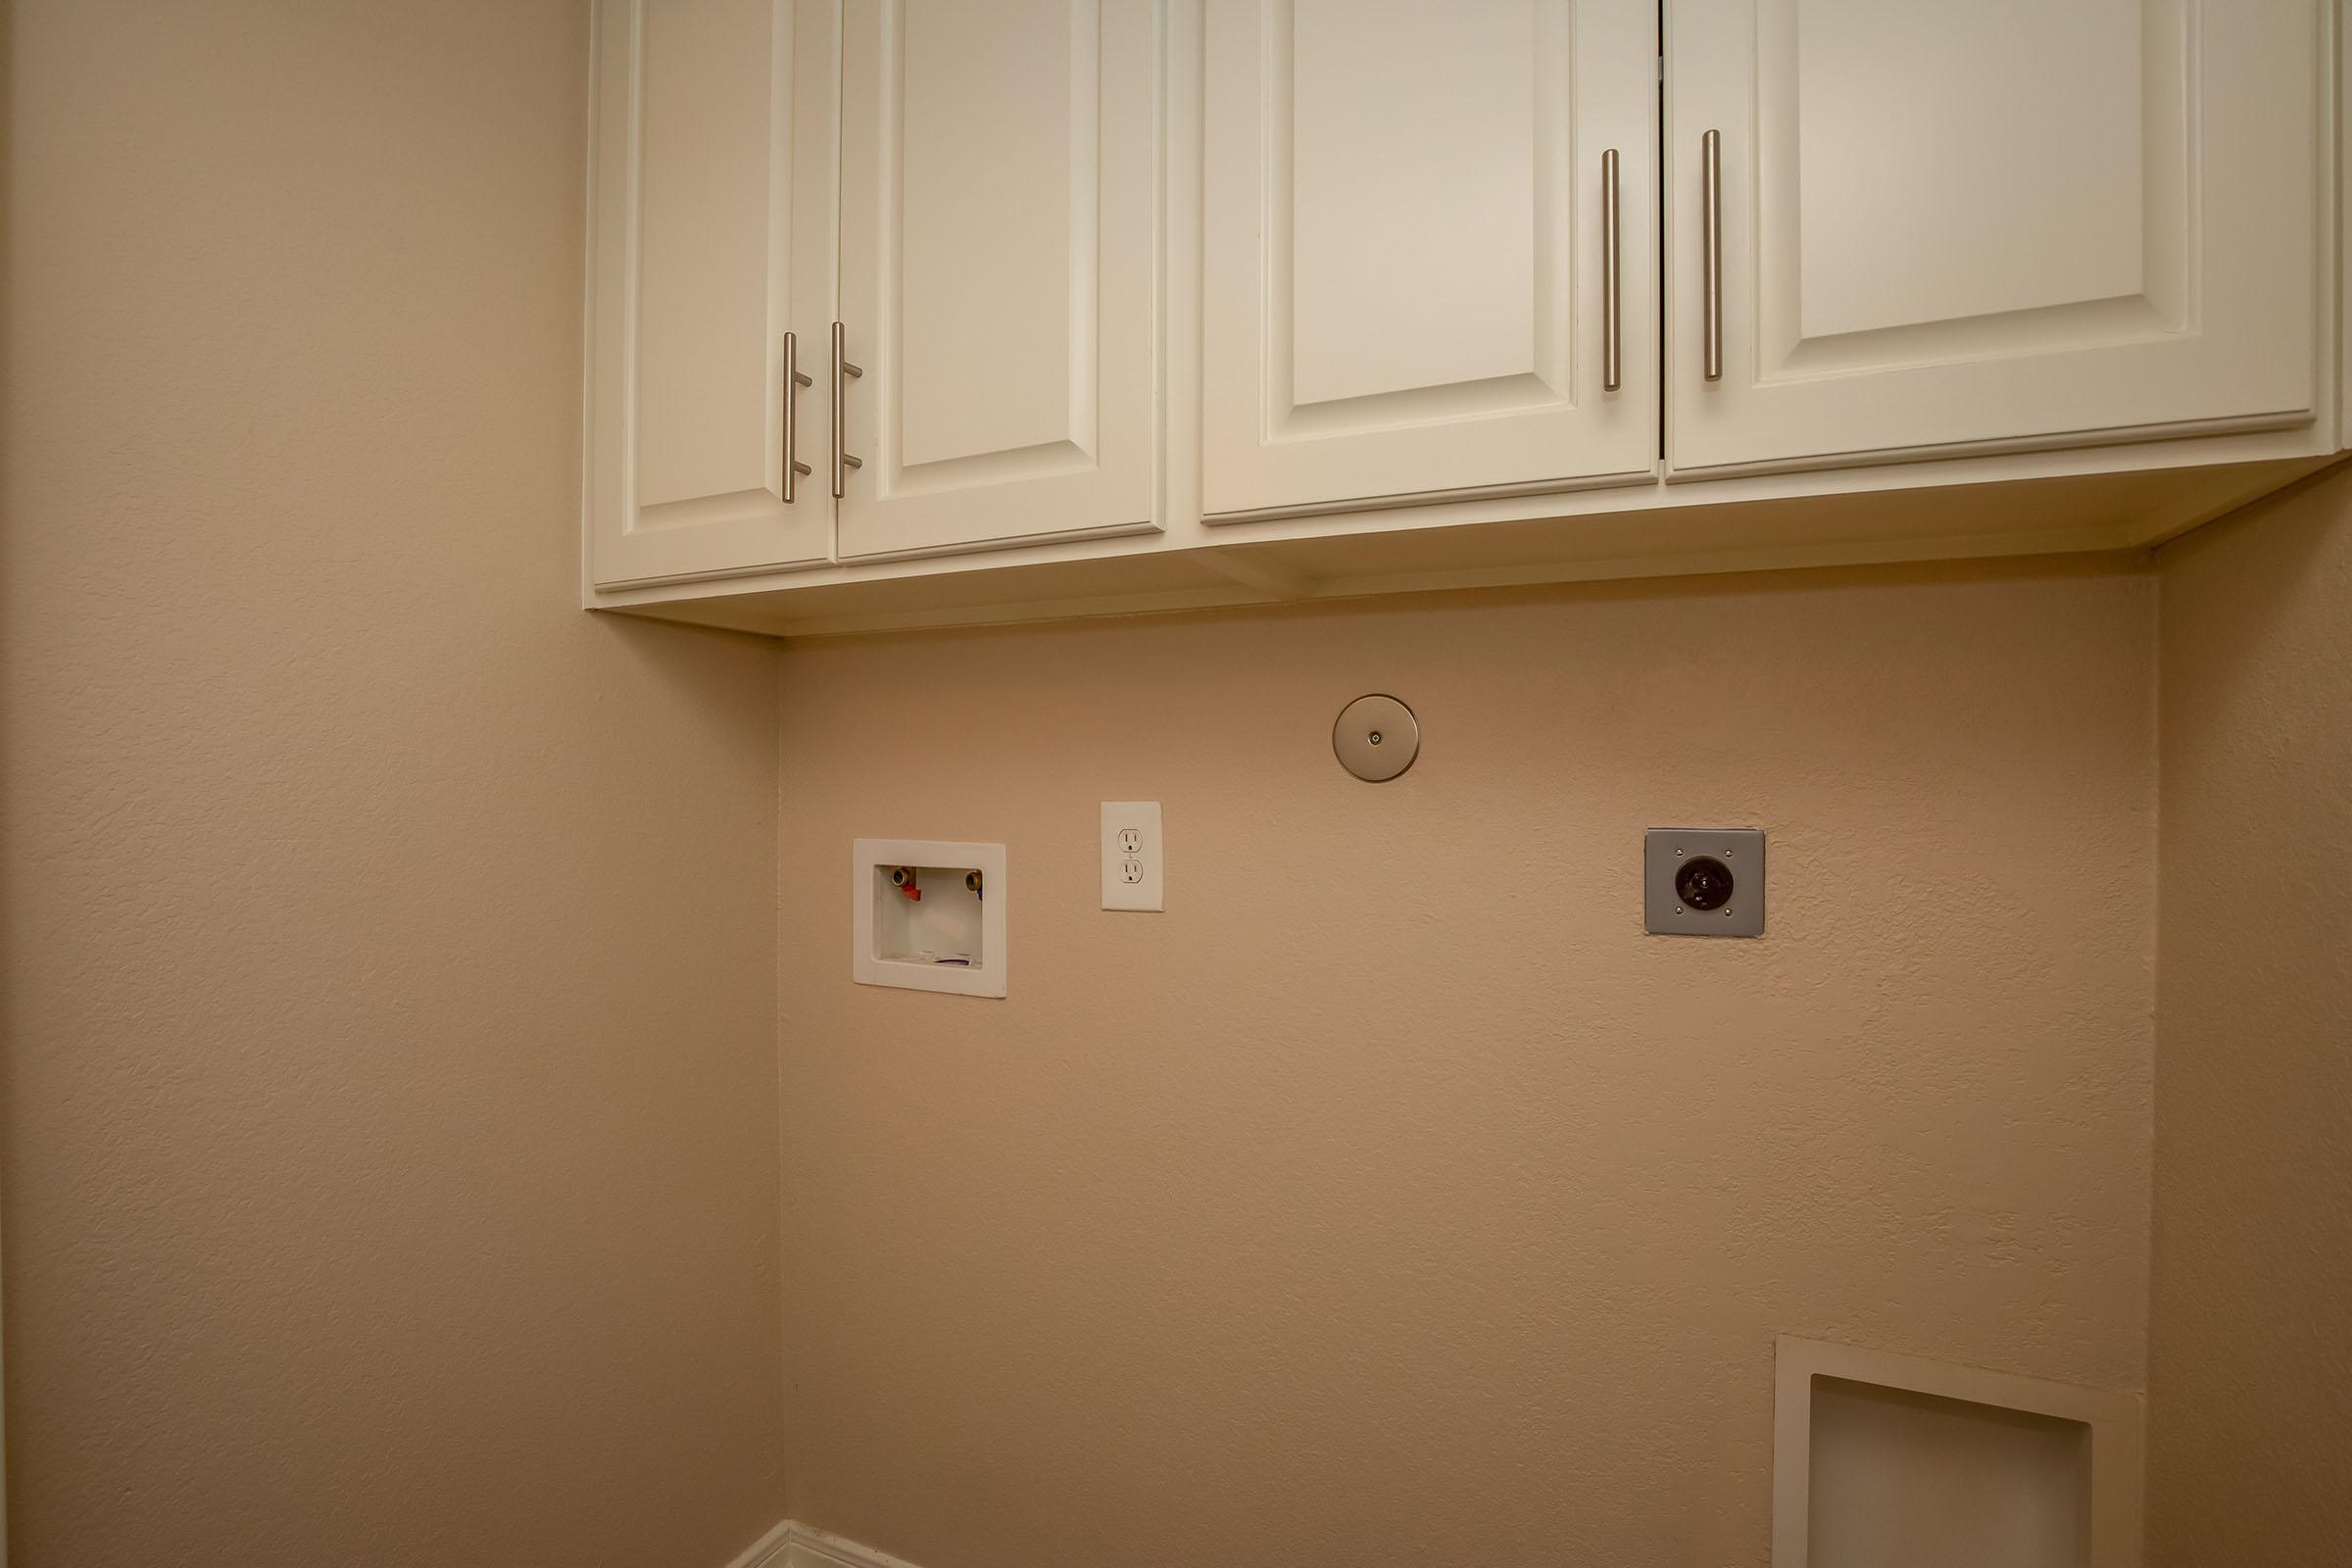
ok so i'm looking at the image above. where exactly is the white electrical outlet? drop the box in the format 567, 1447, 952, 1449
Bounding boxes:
1101, 802, 1163, 911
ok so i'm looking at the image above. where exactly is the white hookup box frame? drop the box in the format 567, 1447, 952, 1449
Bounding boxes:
852, 839, 1007, 999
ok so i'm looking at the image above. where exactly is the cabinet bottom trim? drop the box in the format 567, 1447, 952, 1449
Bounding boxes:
1205, 467, 1660, 525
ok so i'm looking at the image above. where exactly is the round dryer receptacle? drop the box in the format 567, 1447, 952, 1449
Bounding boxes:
1675, 855, 1735, 911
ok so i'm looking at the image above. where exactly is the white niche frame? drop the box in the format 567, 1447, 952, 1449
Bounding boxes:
1773, 1336, 2143, 1568
851, 839, 1007, 999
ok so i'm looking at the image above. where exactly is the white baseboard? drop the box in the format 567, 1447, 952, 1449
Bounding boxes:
721, 1521, 794, 1568
723, 1520, 927, 1568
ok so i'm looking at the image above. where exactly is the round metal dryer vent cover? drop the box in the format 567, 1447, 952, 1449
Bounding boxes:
1332, 694, 1419, 782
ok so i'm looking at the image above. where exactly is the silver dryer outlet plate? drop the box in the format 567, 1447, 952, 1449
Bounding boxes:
1645, 827, 1766, 937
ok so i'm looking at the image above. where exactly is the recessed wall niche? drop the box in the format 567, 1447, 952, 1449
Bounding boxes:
1773, 1337, 2143, 1568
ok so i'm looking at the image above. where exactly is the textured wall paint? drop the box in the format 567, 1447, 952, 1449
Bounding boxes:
775, 563, 2158, 1568
0, 4, 786, 1564
2148, 466, 2352, 1566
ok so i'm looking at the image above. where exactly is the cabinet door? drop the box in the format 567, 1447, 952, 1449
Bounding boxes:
586, 0, 837, 588
1200, 0, 1659, 520
833, 0, 1163, 561
1666, 0, 2323, 475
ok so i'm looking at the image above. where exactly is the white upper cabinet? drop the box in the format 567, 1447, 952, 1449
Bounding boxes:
1666, 0, 2324, 475
586, 0, 2340, 635
1200, 0, 1660, 519
586, 0, 835, 588
831, 0, 1165, 561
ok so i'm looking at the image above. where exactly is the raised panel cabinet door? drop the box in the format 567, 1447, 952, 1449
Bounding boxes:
1200, 0, 1660, 521
1667, 0, 2324, 475
586, 0, 836, 588
833, 0, 1164, 561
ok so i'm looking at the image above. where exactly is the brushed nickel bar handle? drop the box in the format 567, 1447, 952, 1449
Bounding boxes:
781, 331, 812, 503
1701, 128, 1723, 382
831, 319, 863, 499
1601, 147, 1622, 393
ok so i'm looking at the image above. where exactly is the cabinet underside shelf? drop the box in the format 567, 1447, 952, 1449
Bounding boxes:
598, 452, 2341, 640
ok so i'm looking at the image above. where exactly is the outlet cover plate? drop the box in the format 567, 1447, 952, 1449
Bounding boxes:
1101, 802, 1163, 911
1645, 827, 1765, 937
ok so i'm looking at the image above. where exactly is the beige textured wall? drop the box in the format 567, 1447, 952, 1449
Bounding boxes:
2148, 466, 2352, 1566
1, 3, 786, 1563
775, 562, 2158, 1568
